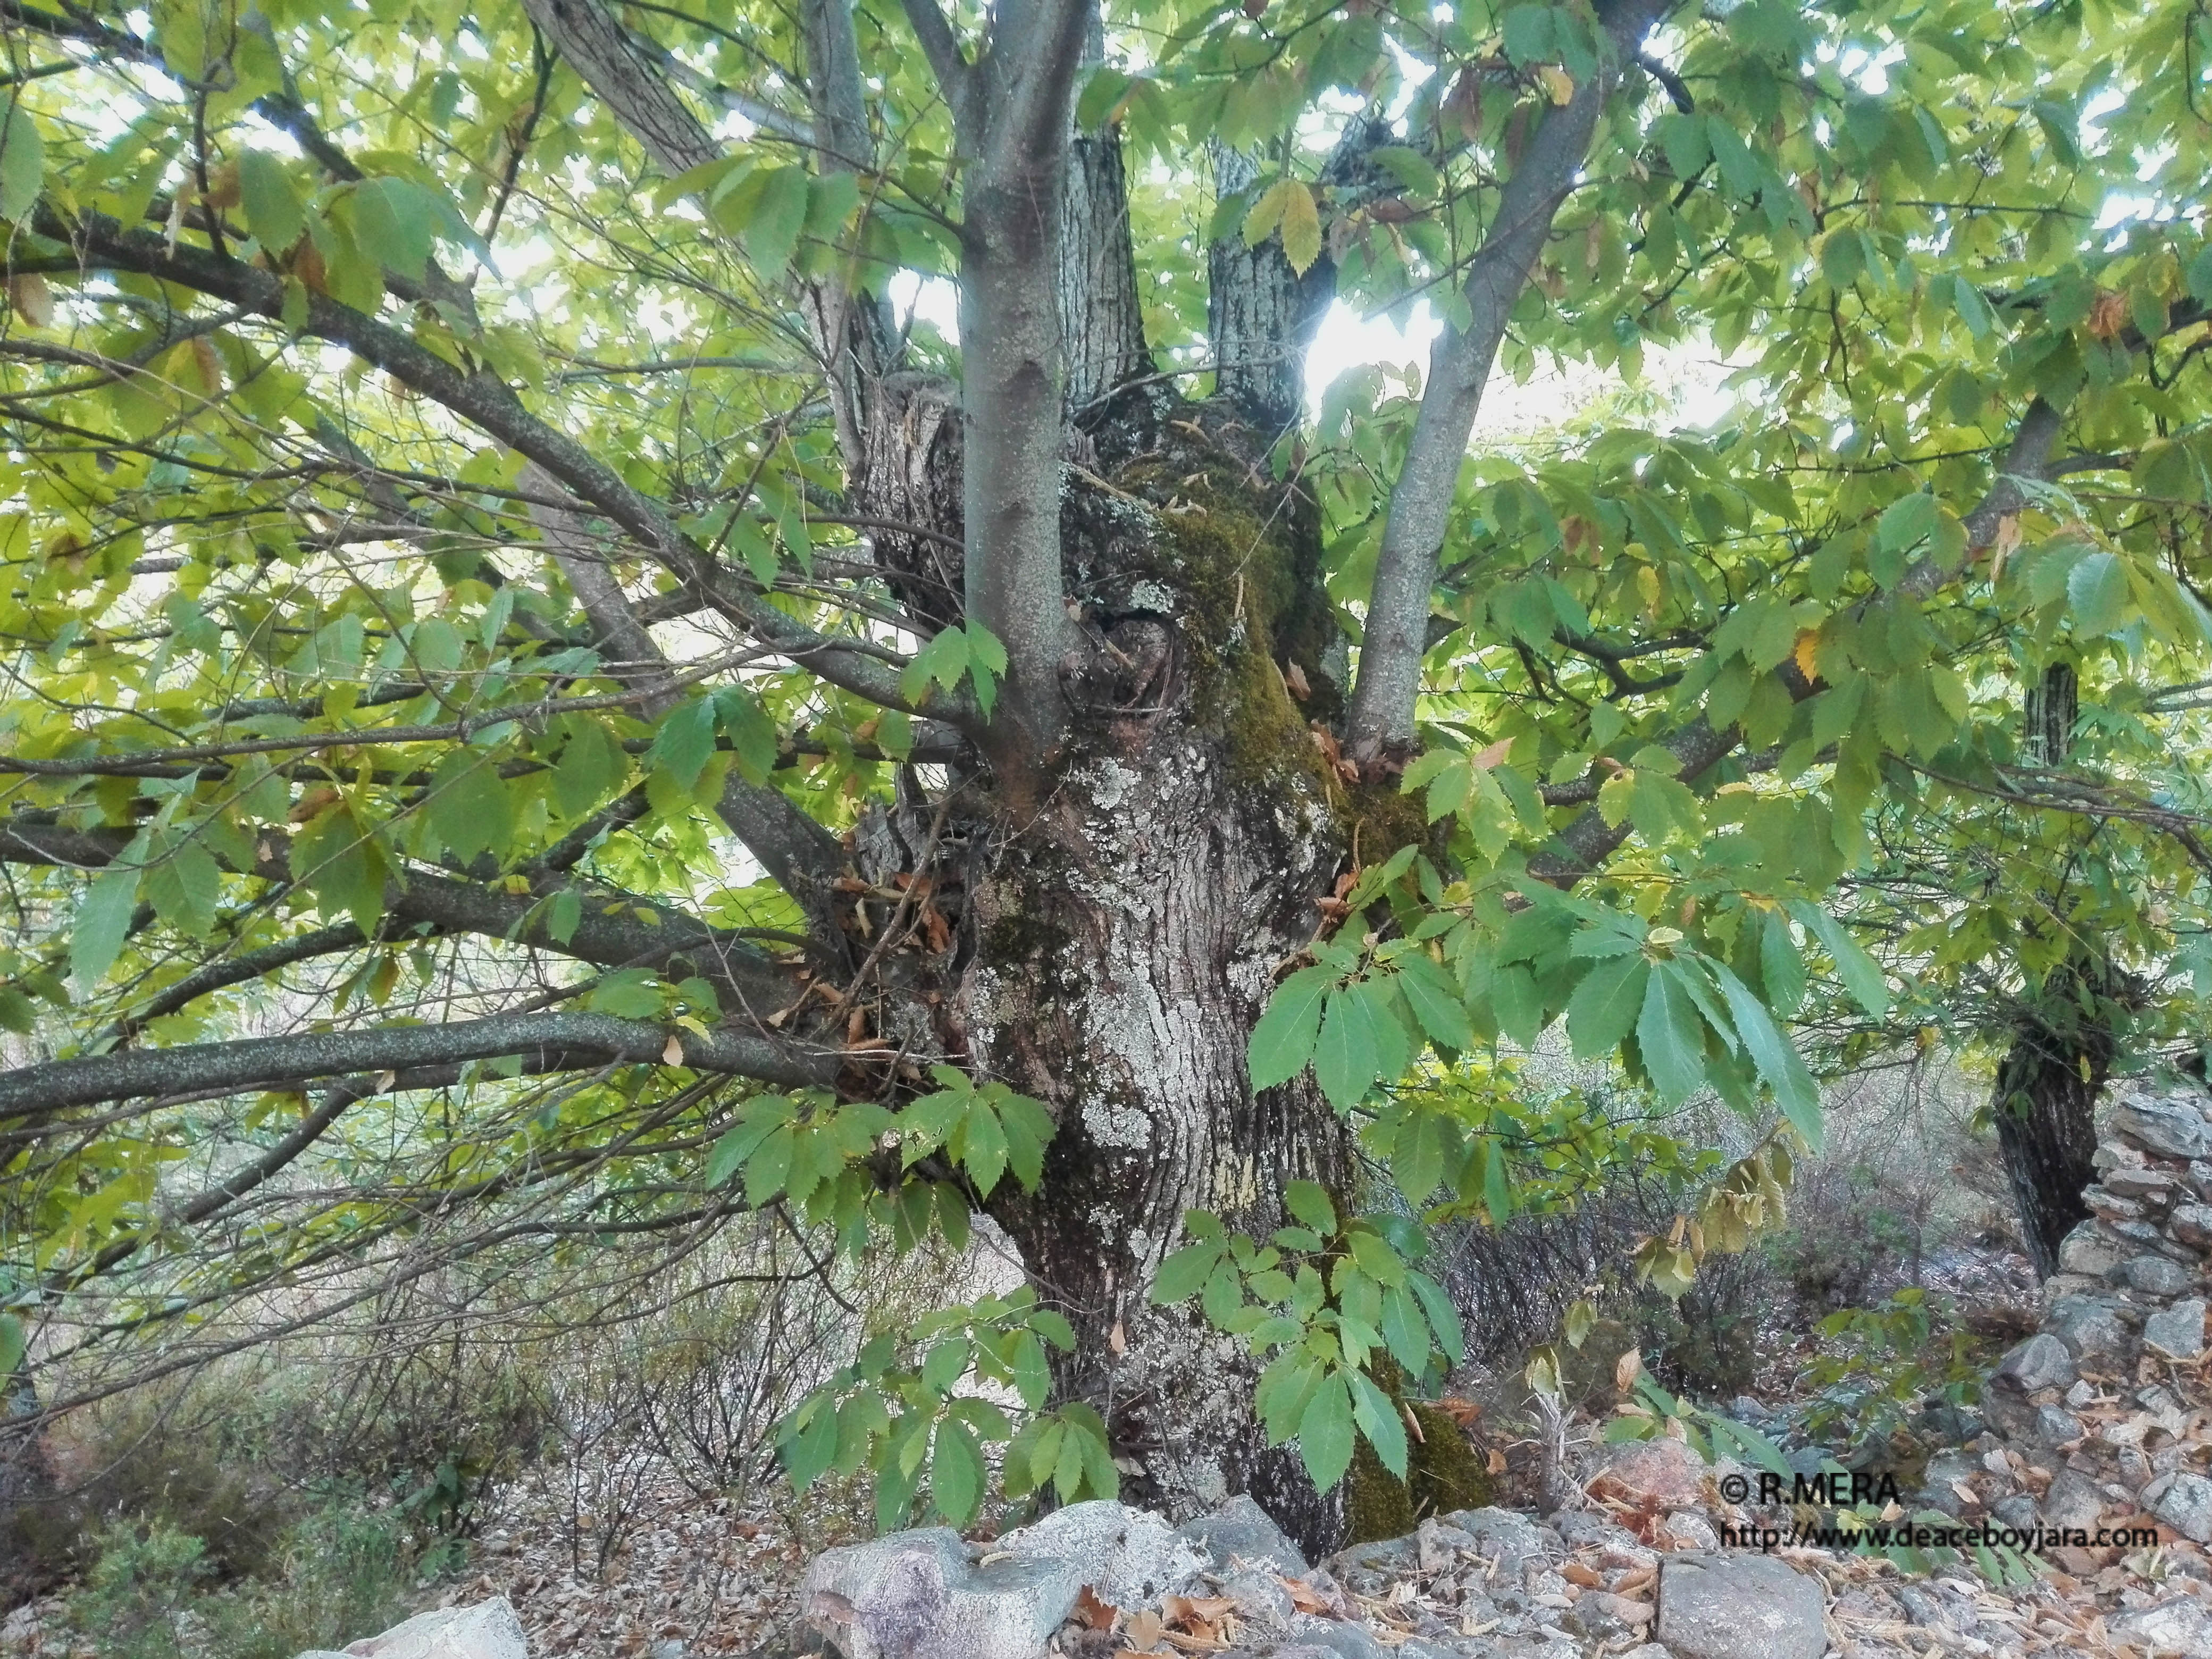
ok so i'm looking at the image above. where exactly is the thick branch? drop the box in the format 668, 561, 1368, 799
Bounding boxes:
0, 1011, 834, 1124
1345, 0, 1669, 760
954, 0, 1094, 772
522, 0, 722, 176
899, 0, 969, 101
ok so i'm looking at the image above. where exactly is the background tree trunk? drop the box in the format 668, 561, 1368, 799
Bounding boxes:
1991, 978, 2115, 1277
1992, 662, 2121, 1277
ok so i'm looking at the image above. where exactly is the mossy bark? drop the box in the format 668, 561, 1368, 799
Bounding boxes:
963, 426, 1365, 1556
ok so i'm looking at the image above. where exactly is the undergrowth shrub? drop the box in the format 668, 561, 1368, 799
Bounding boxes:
64, 1501, 430, 1659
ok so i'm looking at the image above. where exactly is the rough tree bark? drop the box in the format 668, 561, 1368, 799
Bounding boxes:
1991, 662, 2124, 1278
3, 0, 1670, 1563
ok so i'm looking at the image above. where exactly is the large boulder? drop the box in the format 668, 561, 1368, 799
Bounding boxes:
800, 1527, 1086, 1659
293, 1598, 528, 1659
1992, 1333, 2076, 1394
1656, 1554, 1826, 1659
994, 1500, 1205, 1608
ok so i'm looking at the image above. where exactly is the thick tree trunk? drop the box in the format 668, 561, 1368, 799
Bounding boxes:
1991, 1000, 2109, 1278
975, 729, 1350, 1549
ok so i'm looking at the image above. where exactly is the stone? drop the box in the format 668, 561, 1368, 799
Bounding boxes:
2041, 1467, 2107, 1530
319, 1599, 528, 1659
2047, 1294, 2130, 1360
2148, 1472, 2212, 1544
1177, 1494, 1309, 1576
1585, 1437, 1708, 1511
2145, 1298, 2208, 1361
2085, 1185, 2146, 1221
2111, 1597, 2212, 1657
1660, 1512, 1719, 1551
2033, 1404, 2084, 1445
2065, 1379, 2096, 1407
2056, 1222, 2122, 1278
1918, 1451, 1980, 1518
2125, 1254, 2197, 1297
1569, 1590, 1656, 1642
1439, 1507, 1555, 1576
2192, 1160, 2212, 1201
996, 1500, 1205, 1608
2112, 1091, 2212, 1161
2105, 1167, 2182, 1201
1656, 1555, 1825, 1659
1993, 1333, 2076, 1393
1991, 1494, 2040, 1532
2171, 1204, 2212, 1247
1219, 1569, 1295, 1629
1284, 1615, 1388, 1659
800, 1527, 1084, 1659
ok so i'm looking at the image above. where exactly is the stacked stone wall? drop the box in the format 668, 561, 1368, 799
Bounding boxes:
1971, 1078, 2212, 1546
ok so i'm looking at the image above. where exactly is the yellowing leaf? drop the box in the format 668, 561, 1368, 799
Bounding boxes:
1536, 65, 1575, 105
1792, 629, 1819, 683
1277, 182, 1322, 275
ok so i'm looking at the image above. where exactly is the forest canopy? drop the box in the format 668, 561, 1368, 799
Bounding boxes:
2, 0, 2210, 1551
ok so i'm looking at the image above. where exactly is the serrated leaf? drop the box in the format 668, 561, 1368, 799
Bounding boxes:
1314, 986, 1381, 1109
932, 1419, 984, 1524
1250, 965, 1335, 1088
1710, 961, 1823, 1149
1565, 953, 1649, 1060
1284, 1179, 1337, 1236
1351, 1369, 1408, 1478
1298, 1370, 1355, 1490
2066, 550, 2131, 638
1150, 1240, 1224, 1304
1636, 964, 1705, 1104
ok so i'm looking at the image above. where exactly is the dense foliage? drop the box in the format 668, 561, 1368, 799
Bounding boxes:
3, 0, 2212, 1537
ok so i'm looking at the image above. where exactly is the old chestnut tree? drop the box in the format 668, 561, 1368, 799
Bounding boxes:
3, 0, 2211, 1550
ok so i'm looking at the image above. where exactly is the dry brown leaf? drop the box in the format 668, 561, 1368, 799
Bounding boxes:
1562, 1562, 1603, 1589
1164, 1595, 1236, 1626
1284, 660, 1311, 700
1280, 1576, 1334, 1616
1123, 1608, 1167, 1652
9, 272, 51, 329
1614, 1347, 1644, 1393
1487, 1446, 1507, 1476
1073, 1585, 1118, 1631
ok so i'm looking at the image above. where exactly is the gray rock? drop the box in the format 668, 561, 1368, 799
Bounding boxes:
2057, 1222, 2123, 1278
2145, 1298, 2208, 1360
1219, 1568, 1295, 1629
1993, 1332, 2076, 1393
2171, 1204, 2212, 1247
2105, 1168, 2182, 1201
2192, 1160, 2212, 1201
1897, 1582, 1979, 1635
2148, 1471, 2212, 1544
1569, 1590, 1657, 1643
1656, 1555, 1825, 1659
2033, 1404, 2084, 1444
2047, 1294, 2130, 1359
1991, 1494, 2040, 1532
1177, 1493, 1309, 1576
1917, 1451, 1979, 1518
1285, 1614, 1388, 1659
1439, 1507, 1554, 1576
2125, 1255, 2197, 1297
1327, 1534, 1416, 1595
311, 1599, 528, 1659
2111, 1597, 2212, 1657
995, 1499, 1204, 1608
2041, 1467, 2107, 1530
2112, 1091, 2212, 1160
799, 1528, 1084, 1659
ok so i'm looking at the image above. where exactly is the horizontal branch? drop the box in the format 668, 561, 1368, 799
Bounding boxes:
0, 1010, 836, 1123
